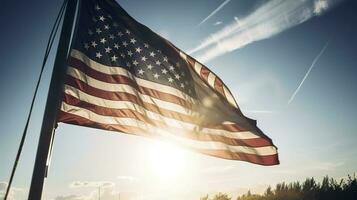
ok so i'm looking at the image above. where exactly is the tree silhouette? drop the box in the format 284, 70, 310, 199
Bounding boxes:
212, 192, 231, 200
201, 174, 357, 200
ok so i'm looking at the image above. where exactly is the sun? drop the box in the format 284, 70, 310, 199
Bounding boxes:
148, 141, 187, 179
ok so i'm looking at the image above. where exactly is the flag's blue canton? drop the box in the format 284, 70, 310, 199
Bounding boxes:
73, 3, 196, 97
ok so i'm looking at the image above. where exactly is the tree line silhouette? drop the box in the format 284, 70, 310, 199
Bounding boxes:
200, 175, 357, 200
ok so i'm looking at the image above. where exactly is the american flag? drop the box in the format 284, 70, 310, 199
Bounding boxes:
57, 0, 279, 165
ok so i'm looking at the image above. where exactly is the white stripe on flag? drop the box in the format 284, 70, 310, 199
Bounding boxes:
207, 72, 216, 87
194, 62, 203, 74
223, 85, 238, 108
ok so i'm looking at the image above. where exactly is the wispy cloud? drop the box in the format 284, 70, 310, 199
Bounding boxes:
69, 181, 115, 188
190, 0, 341, 62
314, 0, 330, 14
55, 189, 138, 200
288, 40, 329, 104
300, 160, 345, 172
199, 0, 231, 26
0, 182, 23, 200
312, 161, 344, 171
214, 21, 223, 26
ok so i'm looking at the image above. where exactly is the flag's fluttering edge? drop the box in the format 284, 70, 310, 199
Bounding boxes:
57, 0, 279, 165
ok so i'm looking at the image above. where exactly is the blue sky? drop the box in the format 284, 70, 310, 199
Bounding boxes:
0, 0, 357, 199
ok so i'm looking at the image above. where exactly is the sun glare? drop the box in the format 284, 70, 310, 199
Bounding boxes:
149, 141, 187, 179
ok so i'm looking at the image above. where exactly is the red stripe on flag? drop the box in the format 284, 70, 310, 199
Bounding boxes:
200, 66, 210, 82
198, 149, 279, 166
214, 78, 225, 97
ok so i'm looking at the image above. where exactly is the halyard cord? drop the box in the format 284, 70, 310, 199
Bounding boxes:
3, 0, 68, 199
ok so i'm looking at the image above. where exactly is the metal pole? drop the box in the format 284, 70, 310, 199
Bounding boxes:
27, 0, 78, 199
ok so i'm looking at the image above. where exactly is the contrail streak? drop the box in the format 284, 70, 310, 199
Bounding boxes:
190, 0, 342, 62
198, 0, 231, 26
288, 41, 330, 104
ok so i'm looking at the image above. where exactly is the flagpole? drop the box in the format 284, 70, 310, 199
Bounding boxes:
28, 0, 78, 199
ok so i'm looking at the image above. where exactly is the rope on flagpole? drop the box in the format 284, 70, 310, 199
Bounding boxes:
3, 1, 68, 199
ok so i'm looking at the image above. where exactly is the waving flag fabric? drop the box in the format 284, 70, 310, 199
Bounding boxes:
57, 0, 279, 165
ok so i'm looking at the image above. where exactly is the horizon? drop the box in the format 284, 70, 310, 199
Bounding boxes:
1, 0, 357, 199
